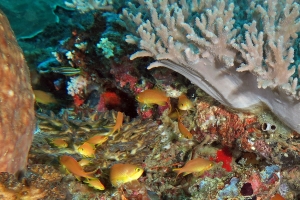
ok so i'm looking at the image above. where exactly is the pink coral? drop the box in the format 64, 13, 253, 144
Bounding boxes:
248, 172, 264, 195
137, 107, 153, 119
195, 102, 258, 147
254, 140, 272, 158
110, 57, 138, 91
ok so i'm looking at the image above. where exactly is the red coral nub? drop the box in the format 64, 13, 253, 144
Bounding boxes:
73, 94, 84, 107
97, 91, 121, 111
101, 92, 121, 106
215, 147, 232, 172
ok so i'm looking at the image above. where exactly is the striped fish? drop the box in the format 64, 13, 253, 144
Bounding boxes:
51, 67, 81, 76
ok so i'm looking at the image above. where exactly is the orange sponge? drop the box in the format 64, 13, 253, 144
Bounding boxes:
0, 10, 35, 173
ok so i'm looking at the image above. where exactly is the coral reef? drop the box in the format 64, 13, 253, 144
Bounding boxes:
119, 0, 300, 133
0, 10, 35, 173
2, 1, 300, 199
65, 0, 114, 13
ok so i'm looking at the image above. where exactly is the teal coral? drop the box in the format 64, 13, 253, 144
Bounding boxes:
97, 37, 115, 58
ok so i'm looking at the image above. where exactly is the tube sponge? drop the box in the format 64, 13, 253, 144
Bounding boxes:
0, 10, 35, 173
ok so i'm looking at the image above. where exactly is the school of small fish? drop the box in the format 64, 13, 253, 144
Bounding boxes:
57, 89, 215, 192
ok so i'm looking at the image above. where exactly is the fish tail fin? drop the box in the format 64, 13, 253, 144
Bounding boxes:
104, 125, 116, 135
75, 175, 81, 181
172, 167, 181, 171
109, 128, 116, 135
85, 168, 98, 179
83, 177, 97, 183
173, 168, 182, 174
173, 168, 182, 179
167, 97, 172, 113
183, 172, 192, 176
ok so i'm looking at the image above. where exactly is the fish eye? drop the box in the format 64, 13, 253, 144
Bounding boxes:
135, 168, 141, 172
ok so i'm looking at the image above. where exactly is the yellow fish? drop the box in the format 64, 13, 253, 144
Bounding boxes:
178, 94, 193, 111
86, 135, 108, 146
84, 178, 105, 190
78, 159, 91, 166
110, 163, 144, 187
33, 90, 57, 105
109, 112, 123, 134
60, 155, 96, 179
173, 158, 213, 177
136, 89, 170, 107
178, 115, 193, 139
77, 142, 96, 157
50, 138, 68, 148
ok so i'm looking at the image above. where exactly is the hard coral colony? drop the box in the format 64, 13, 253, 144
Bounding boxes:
121, 0, 300, 133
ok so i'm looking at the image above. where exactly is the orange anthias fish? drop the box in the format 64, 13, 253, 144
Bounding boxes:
178, 115, 193, 139
136, 89, 170, 107
271, 193, 285, 200
173, 158, 214, 177
178, 94, 193, 111
77, 142, 96, 157
110, 163, 144, 187
84, 178, 105, 190
33, 90, 57, 105
78, 158, 91, 166
51, 138, 68, 148
86, 135, 108, 146
60, 155, 96, 179
109, 112, 123, 134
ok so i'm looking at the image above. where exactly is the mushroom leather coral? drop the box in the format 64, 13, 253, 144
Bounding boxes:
0, 10, 35, 173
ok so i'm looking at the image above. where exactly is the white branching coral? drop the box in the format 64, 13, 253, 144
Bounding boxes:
119, 0, 300, 132
67, 75, 88, 96
236, 0, 300, 93
65, 0, 113, 13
